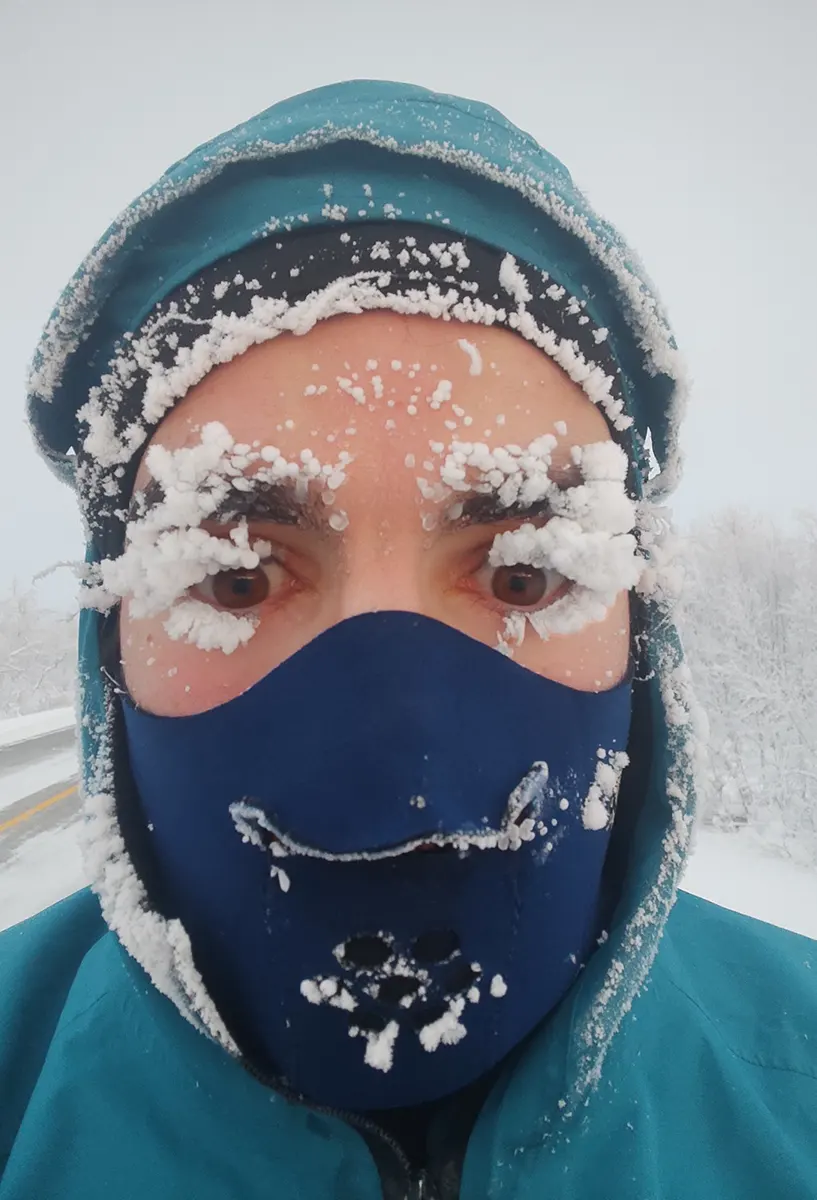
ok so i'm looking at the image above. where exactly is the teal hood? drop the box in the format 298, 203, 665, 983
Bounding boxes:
24, 79, 699, 1119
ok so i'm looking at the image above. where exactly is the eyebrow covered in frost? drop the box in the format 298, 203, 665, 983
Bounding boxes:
445, 459, 586, 529
132, 448, 593, 535
131, 467, 336, 532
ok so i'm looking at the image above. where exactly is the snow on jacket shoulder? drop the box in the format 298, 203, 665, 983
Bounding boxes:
1, 887, 815, 1200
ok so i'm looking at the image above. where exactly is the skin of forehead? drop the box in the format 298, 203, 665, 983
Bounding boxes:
133, 311, 613, 510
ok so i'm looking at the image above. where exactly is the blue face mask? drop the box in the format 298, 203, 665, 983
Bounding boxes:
121, 611, 632, 1111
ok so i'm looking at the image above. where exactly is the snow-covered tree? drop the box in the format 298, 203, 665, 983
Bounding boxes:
677, 509, 817, 867
0, 588, 77, 717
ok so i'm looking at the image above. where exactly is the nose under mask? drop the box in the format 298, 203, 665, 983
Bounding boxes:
121, 611, 633, 1110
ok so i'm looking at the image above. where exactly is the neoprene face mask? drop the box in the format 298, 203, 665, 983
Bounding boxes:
122, 610, 632, 1110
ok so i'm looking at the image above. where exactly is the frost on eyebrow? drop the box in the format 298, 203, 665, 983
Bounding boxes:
81, 421, 352, 654
439, 434, 559, 508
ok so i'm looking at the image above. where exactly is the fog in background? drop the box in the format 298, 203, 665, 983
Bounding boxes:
1, 0, 815, 608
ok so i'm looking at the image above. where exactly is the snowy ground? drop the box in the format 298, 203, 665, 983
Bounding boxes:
0, 817, 85, 932
681, 827, 817, 940
1, 809, 815, 939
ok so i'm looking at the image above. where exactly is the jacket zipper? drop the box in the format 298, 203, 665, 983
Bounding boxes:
242, 1057, 439, 1198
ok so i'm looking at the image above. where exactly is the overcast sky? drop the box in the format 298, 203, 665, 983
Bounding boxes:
1, 0, 815, 607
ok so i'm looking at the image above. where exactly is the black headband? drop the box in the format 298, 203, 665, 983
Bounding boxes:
78, 221, 633, 558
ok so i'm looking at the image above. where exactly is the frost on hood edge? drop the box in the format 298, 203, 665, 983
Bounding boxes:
79, 688, 238, 1055
27, 116, 687, 500
569, 638, 700, 1113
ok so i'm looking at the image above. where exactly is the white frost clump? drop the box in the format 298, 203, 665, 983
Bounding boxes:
457, 338, 483, 375
418, 996, 468, 1052
490, 974, 508, 998
440, 434, 558, 508
164, 599, 258, 654
300, 976, 357, 1012
270, 865, 290, 893
498, 254, 532, 305
363, 1020, 400, 1072
81, 421, 351, 654
428, 379, 453, 410
582, 751, 630, 831
497, 611, 526, 656
491, 521, 639, 594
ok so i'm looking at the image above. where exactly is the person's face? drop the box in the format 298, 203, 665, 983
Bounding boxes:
120, 312, 631, 716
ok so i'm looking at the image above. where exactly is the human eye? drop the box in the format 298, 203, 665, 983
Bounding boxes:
192, 551, 292, 613
469, 553, 571, 613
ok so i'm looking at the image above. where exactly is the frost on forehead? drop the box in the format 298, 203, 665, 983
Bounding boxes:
81, 422, 351, 654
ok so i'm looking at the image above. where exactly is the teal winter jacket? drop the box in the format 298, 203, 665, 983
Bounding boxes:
1, 887, 815, 1198
4, 79, 816, 1197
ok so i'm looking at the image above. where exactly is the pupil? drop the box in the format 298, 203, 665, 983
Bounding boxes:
211, 566, 269, 610
492, 564, 547, 606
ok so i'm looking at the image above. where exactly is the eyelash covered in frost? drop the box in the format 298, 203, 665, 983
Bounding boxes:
444, 436, 645, 645
80, 421, 352, 654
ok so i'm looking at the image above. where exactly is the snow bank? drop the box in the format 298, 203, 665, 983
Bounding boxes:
681, 828, 817, 941
0, 707, 75, 750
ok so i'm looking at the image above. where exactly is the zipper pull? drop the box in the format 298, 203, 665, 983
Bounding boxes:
407, 1170, 438, 1200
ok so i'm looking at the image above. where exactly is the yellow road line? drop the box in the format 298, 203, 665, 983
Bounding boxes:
0, 784, 78, 835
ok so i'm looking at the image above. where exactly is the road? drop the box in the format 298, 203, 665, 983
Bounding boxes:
0, 776, 80, 862
0, 725, 80, 865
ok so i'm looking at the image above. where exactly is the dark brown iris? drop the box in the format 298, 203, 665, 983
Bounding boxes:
211, 567, 270, 610
491, 564, 547, 607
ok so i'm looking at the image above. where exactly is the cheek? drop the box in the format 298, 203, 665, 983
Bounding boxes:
120, 608, 218, 716
511, 591, 631, 692
119, 599, 331, 717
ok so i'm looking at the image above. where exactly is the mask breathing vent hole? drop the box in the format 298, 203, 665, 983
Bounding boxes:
378, 976, 421, 1005
445, 961, 481, 994
351, 1011, 387, 1035
412, 930, 460, 964
341, 934, 393, 969
409, 1002, 449, 1032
